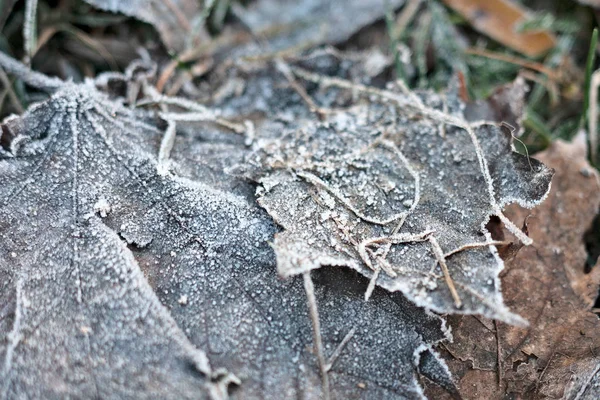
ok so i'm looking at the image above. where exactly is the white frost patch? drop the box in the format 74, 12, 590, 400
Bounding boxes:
94, 197, 111, 218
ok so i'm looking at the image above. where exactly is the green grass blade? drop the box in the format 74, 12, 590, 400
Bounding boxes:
582, 27, 598, 127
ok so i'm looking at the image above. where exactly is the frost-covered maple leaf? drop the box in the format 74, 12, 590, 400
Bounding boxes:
0, 83, 226, 398
232, 54, 554, 325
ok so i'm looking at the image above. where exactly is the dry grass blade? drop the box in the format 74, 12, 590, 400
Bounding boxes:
303, 272, 331, 400
23, 0, 38, 64
0, 68, 24, 114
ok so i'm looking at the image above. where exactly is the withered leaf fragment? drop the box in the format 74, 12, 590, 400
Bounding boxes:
233, 0, 405, 54
464, 76, 529, 136
240, 60, 553, 324
83, 0, 202, 52
441, 0, 556, 57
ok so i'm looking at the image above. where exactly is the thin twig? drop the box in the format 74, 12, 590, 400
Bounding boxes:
535, 346, 558, 394
376, 139, 421, 246
0, 68, 24, 113
23, 0, 38, 64
391, 0, 422, 40
275, 59, 328, 118
159, 111, 246, 133
0, 87, 7, 112
326, 327, 356, 372
297, 171, 406, 225
302, 272, 331, 400
0, 52, 63, 92
164, 0, 191, 32
358, 230, 434, 274
502, 121, 534, 171
65, 26, 119, 71
443, 240, 510, 258
495, 320, 503, 387
364, 267, 380, 301
429, 235, 462, 309
573, 361, 600, 400
465, 47, 558, 80
373, 253, 398, 277
157, 119, 177, 175
34, 26, 58, 56
138, 94, 247, 134
496, 212, 532, 246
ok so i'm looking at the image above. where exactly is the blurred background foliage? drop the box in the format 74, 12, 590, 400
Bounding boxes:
0, 0, 597, 159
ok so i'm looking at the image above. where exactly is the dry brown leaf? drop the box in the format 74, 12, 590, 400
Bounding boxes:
425, 135, 600, 399
441, 0, 556, 57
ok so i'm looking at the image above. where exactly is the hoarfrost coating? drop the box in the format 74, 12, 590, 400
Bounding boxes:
0, 78, 451, 399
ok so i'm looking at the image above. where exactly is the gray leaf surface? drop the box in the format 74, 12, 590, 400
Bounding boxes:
0, 84, 221, 398
232, 0, 405, 54
0, 75, 452, 399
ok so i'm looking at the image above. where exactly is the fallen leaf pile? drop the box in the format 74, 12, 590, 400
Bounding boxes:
0, 52, 457, 399
0, 1, 597, 399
